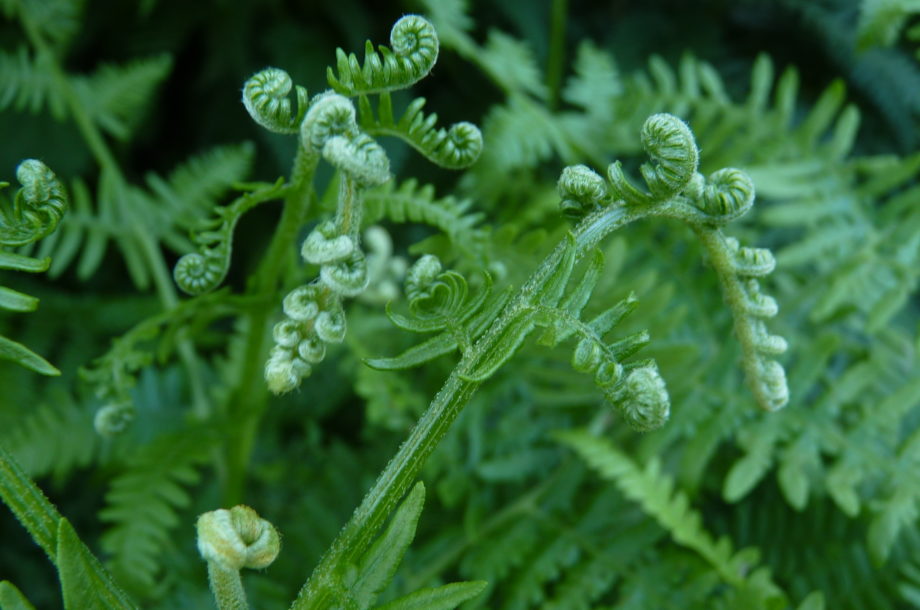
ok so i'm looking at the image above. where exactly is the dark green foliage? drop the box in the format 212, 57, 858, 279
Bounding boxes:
1, 0, 919, 608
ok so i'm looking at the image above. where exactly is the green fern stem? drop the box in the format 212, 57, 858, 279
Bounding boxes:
293, 200, 656, 608
222, 148, 318, 506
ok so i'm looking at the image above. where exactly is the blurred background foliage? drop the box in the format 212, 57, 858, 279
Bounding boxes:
2, 0, 920, 608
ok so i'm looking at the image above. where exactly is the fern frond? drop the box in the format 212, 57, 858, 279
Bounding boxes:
72, 54, 172, 141
99, 429, 215, 595
477, 31, 547, 99
0, 390, 96, 481
362, 178, 488, 257
14, 0, 83, 48
173, 178, 284, 295
557, 429, 786, 604
0, 47, 65, 118
359, 93, 482, 169
327, 15, 439, 96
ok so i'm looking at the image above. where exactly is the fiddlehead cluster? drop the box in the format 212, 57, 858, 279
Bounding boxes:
569, 112, 788, 411
260, 15, 483, 394
327, 15, 439, 96
0, 159, 67, 246
242, 67, 309, 134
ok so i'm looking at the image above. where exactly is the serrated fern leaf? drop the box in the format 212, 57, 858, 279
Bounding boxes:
556, 429, 785, 603
362, 178, 487, 258
144, 142, 255, 231
72, 55, 172, 140
0, 47, 65, 118
0, 391, 96, 481
99, 429, 214, 595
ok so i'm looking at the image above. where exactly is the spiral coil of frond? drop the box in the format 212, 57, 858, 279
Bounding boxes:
0, 159, 67, 247
327, 15, 439, 96
241, 67, 309, 134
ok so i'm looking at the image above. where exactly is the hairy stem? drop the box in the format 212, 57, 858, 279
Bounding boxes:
293, 201, 654, 608
206, 563, 248, 610
222, 149, 318, 506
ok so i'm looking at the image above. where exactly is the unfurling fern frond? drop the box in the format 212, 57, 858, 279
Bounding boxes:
327, 15, 439, 96
359, 93, 483, 169
0, 160, 67, 247
173, 179, 284, 295
367, 255, 509, 370
604, 113, 787, 411
242, 67, 309, 134
0, 160, 67, 375
607, 113, 698, 206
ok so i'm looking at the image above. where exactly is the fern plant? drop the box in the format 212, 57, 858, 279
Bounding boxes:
1, 1, 919, 609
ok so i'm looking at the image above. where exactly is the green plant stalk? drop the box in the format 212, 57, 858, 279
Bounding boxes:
222, 149, 318, 506
206, 562, 248, 610
14, 1, 211, 416
293, 200, 663, 608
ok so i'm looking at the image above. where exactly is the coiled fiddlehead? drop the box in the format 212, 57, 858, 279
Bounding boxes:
301, 92, 360, 155
327, 15, 439, 96
242, 67, 309, 134
174, 180, 286, 295
360, 94, 483, 169
1, 160, 67, 376
0, 159, 67, 247
693, 168, 756, 225
557, 164, 608, 221
607, 113, 699, 206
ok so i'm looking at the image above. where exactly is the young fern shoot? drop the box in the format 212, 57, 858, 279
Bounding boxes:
0, 160, 67, 376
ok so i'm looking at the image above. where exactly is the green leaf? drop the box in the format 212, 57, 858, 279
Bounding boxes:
365, 331, 457, 371
56, 518, 132, 610
349, 482, 426, 609
375, 581, 488, 610
0, 581, 36, 610
0, 335, 60, 376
